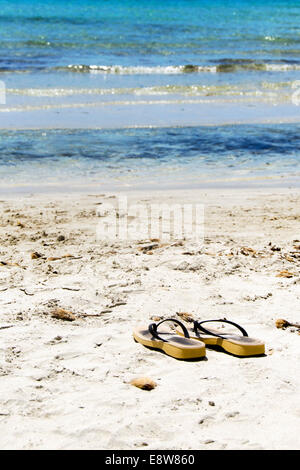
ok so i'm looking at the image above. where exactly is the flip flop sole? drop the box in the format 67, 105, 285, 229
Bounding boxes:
176, 329, 265, 357
203, 336, 265, 356
133, 331, 206, 360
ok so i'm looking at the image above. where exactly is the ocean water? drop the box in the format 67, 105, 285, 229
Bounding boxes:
0, 0, 300, 189
2, 0, 300, 104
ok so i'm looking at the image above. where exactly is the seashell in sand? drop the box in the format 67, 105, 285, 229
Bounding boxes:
51, 308, 76, 321
130, 377, 157, 391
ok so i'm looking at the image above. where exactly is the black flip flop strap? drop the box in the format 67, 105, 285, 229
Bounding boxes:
149, 318, 190, 342
194, 319, 248, 339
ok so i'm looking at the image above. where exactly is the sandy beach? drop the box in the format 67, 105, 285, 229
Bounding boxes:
0, 187, 300, 450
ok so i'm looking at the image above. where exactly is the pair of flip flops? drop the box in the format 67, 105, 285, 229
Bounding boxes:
133, 318, 265, 359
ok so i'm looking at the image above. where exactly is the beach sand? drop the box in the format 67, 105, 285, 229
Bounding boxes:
0, 187, 300, 450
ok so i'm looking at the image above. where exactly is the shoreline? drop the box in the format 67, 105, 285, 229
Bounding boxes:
1, 102, 300, 130
1, 123, 299, 195
1, 176, 300, 196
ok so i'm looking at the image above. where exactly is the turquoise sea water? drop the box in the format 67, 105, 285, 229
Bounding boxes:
1, 125, 300, 191
3, 0, 300, 103
1, 0, 300, 189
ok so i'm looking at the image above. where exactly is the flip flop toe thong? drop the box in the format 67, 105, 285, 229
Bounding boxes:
177, 319, 265, 357
133, 318, 206, 360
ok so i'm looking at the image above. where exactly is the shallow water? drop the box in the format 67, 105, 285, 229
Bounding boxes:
1, 125, 300, 190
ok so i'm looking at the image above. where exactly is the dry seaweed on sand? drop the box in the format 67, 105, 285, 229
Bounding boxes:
51, 308, 76, 321
276, 270, 295, 278
275, 318, 300, 330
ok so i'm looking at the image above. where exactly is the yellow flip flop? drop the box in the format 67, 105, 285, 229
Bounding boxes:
177, 319, 265, 357
133, 318, 206, 360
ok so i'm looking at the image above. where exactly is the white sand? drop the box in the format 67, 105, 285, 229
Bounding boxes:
0, 187, 300, 450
